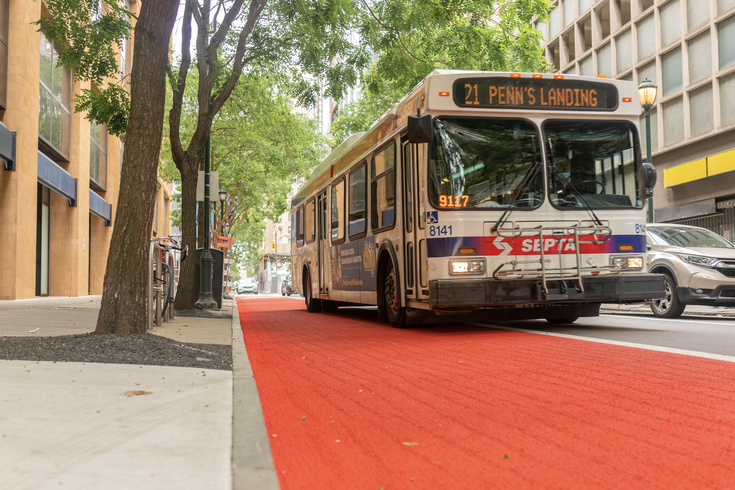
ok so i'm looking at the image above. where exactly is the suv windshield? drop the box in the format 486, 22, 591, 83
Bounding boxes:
429, 117, 542, 209
544, 120, 642, 209
648, 226, 734, 248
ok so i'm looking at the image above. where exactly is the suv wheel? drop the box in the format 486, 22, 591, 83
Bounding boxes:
650, 273, 685, 318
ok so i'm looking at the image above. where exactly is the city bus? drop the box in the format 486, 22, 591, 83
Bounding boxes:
289, 70, 665, 328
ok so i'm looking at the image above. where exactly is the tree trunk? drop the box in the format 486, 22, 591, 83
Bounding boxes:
94, 0, 180, 335
173, 165, 199, 309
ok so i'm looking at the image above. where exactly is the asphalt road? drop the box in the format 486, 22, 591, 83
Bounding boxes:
478, 314, 735, 358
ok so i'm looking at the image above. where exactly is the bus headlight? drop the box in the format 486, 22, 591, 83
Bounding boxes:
450, 259, 486, 275
611, 256, 643, 269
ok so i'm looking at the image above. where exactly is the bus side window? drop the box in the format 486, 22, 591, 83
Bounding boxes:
305, 198, 316, 244
403, 142, 413, 233
371, 140, 396, 231
331, 178, 345, 244
295, 206, 304, 246
349, 162, 367, 237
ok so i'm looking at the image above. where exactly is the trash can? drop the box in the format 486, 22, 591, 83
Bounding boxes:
194, 248, 224, 308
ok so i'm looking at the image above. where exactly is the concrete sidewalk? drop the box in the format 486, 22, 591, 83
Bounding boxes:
0, 295, 279, 490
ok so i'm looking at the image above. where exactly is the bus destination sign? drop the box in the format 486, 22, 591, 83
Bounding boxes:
453, 77, 619, 111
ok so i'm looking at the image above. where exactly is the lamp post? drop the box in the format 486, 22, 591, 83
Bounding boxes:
638, 78, 658, 222
218, 189, 227, 236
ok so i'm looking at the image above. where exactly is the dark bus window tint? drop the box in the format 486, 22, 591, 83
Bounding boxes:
545, 120, 642, 209
305, 199, 315, 243
349, 163, 367, 236
430, 118, 543, 210
371, 141, 396, 230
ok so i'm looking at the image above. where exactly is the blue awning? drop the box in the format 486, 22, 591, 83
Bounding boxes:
37, 151, 76, 206
89, 189, 112, 226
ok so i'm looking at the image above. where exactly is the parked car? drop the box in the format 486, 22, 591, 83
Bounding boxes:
281, 275, 295, 296
646, 223, 735, 318
238, 277, 258, 294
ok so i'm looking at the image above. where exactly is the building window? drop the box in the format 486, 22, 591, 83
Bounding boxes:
719, 71, 735, 126
370, 141, 396, 231
718, 15, 735, 71
90, 121, 107, 191
550, 3, 560, 38
660, 0, 682, 48
0, 0, 8, 109
595, 1, 611, 40
637, 14, 656, 61
578, 0, 592, 14
686, 0, 710, 33
39, 31, 72, 161
579, 54, 593, 76
688, 30, 711, 85
662, 46, 683, 96
615, 29, 632, 73
597, 42, 612, 78
638, 60, 657, 86
719, 0, 735, 16
663, 96, 684, 147
563, 0, 575, 28
689, 83, 714, 137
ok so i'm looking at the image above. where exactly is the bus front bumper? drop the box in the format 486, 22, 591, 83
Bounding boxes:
428, 273, 666, 309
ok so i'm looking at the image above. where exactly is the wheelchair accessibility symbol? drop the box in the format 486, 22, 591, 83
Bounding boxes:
426, 211, 438, 224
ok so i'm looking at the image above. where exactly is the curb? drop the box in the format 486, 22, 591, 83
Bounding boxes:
231, 300, 280, 489
600, 307, 735, 319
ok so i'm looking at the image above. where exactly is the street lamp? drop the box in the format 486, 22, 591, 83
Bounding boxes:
638, 79, 658, 222
218, 189, 227, 236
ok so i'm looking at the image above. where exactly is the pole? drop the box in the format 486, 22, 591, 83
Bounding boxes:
645, 108, 654, 223
195, 91, 216, 308
274, 227, 278, 294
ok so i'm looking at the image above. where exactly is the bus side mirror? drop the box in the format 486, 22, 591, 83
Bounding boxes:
642, 162, 656, 196
408, 113, 432, 144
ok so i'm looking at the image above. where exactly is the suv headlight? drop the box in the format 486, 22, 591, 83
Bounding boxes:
450, 258, 486, 275
611, 256, 644, 269
677, 254, 719, 268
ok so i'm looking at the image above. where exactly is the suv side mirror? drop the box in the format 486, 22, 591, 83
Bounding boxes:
407, 112, 432, 144
642, 162, 657, 196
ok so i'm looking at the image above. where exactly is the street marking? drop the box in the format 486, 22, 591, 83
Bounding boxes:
601, 314, 735, 327
474, 324, 735, 364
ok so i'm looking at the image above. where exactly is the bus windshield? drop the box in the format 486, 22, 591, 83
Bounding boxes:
545, 120, 643, 209
429, 117, 543, 209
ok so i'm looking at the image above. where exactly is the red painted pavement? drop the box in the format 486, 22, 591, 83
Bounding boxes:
237, 297, 735, 489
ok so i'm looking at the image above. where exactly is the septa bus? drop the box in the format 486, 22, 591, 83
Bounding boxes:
289, 70, 665, 328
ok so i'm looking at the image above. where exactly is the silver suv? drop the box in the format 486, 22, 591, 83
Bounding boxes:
646, 223, 735, 318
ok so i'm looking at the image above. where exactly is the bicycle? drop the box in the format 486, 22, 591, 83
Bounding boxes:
150, 236, 188, 324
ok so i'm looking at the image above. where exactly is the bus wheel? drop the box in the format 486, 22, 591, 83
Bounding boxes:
304, 268, 322, 313
546, 317, 578, 324
382, 260, 407, 328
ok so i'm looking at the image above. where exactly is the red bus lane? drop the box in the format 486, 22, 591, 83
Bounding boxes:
237, 298, 735, 489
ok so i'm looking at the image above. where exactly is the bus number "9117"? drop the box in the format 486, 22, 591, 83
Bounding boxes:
429, 225, 453, 237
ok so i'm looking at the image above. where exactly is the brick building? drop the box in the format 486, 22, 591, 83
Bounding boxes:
536, 0, 735, 241
0, 0, 171, 300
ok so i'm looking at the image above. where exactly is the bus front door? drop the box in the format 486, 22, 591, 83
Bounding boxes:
317, 190, 329, 294
402, 139, 424, 303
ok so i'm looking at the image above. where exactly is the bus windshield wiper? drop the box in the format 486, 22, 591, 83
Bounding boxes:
547, 138, 603, 227
492, 135, 541, 232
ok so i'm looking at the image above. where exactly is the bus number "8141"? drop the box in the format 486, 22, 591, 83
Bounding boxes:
429, 225, 453, 237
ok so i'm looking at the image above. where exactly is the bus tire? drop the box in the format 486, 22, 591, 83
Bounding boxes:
380, 257, 407, 328
546, 317, 578, 324
304, 267, 322, 313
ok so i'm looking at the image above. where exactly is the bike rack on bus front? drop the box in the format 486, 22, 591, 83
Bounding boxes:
492, 223, 621, 297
